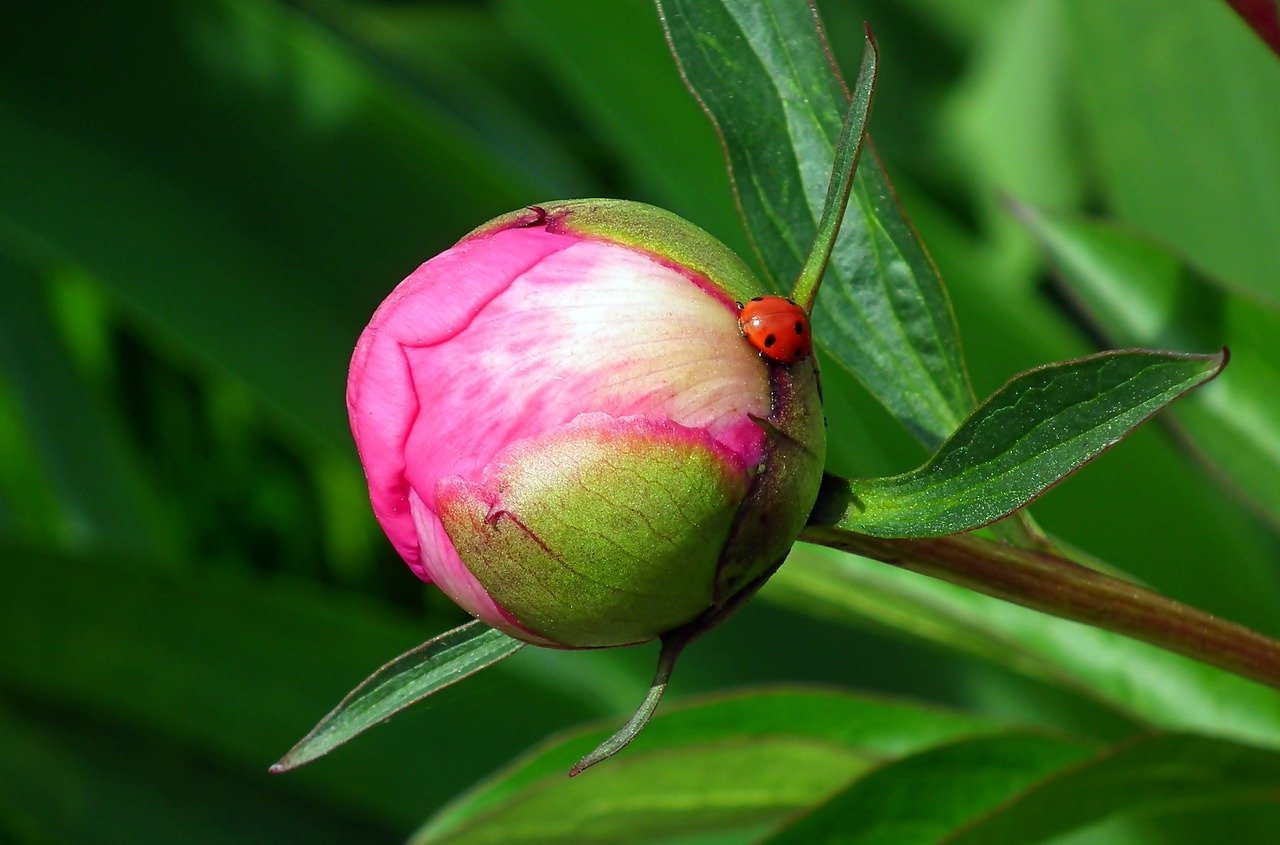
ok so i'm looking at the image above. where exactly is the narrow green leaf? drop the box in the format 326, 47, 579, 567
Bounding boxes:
0, 251, 170, 555
759, 732, 1095, 844
273, 620, 523, 772
945, 733, 1280, 845
827, 349, 1225, 537
656, 0, 973, 447
768, 544, 1280, 752
413, 687, 993, 845
1016, 204, 1280, 534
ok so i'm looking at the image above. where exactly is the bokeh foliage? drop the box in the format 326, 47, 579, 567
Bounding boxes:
2, 0, 1280, 842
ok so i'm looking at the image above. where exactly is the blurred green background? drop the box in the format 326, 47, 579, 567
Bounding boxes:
2, 0, 1280, 842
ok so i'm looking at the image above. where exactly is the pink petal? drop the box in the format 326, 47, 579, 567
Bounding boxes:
348, 223, 769, 623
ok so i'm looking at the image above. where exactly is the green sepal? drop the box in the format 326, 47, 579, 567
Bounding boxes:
714, 362, 827, 602
437, 417, 749, 647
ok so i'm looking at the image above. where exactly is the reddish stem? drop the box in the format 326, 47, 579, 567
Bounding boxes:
802, 527, 1280, 690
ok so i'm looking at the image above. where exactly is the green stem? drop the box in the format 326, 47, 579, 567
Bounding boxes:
790, 30, 877, 313
801, 526, 1280, 690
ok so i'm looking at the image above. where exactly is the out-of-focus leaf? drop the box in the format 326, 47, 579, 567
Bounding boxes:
0, 251, 170, 555
295, 0, 596, 197
657, 0, 973, 448
828, 349, 1224, 536
0, 540, 618, 829
1069, 0, 1280, 306
0, 695, 394, 845
1068, 796, 1280, 845
1017, 205, 1280, 533
763, 731, 1280, 845
500, 0, 752, 260
760, 732, 1094, 844
945, 733, 1280, 845
273, 620, 523, 772
0, 0, 543, 452
412, 688, 993, 845
767, 544, 1280, 751
940, 0, 1083, 262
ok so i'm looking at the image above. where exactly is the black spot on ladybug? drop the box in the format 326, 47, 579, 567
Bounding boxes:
750, 296, 764, 302
794, 321, 805, 335
764, 334, 777, 348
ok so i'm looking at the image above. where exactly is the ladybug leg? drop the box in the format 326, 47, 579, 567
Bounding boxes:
521, 205, 549, 227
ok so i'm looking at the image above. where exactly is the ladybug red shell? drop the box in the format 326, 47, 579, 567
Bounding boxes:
736, 296, 812, 364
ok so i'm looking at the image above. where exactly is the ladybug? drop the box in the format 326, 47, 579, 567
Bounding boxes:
735, 296, 812, 364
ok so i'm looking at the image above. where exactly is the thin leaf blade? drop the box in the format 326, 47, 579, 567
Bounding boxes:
830, 349, 1225, 537
273, 620, 523, 772
656, 0, 972, 447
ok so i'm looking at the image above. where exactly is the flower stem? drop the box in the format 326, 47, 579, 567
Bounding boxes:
801, 526, 1280, 690
790, 29, 877, 313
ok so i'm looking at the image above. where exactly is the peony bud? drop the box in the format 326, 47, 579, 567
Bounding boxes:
348, 200, 825, 649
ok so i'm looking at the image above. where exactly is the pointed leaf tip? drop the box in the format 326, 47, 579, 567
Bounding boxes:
828, 348, 1227, 537
272, 620, 523, 772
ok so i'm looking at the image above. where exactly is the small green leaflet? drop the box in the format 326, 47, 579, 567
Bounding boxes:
818, 349, 1226, 537
272, 620, 523, 773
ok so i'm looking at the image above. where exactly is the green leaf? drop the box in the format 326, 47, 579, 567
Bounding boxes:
500, 0, 752, 261
0, 0, 550, 452
412, 688, 994, 845
0, 539, 617, 829
0, 251, 171, 556
768, 544, 1280, 751
273, 620, 523, 772
656, 0, 973, 447
945, 733, 1280, 845
1068, 0, 1280, 307
759, 732, 1095, 844
762, 731, 1280, 845
1016, 204, 1280, 534
0, 695, 396, 845
824, 349, 1225, 537
294, 0, 597, 198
